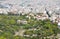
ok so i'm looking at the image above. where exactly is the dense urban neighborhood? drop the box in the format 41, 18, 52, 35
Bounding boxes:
0, 0, 60, 39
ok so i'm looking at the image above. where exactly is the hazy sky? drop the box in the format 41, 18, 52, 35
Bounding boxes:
0, 0, 60, 9
0, 0, 60, 5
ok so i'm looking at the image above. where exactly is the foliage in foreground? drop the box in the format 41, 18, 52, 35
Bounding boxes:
0, 15, 59, 39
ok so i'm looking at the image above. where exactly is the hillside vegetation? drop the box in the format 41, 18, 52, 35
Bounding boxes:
0, 14, 59, 39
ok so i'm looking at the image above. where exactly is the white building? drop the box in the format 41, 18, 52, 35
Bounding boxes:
0, 9, 3, 14
17, 20, 27, 24
58, 22, 60, 29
